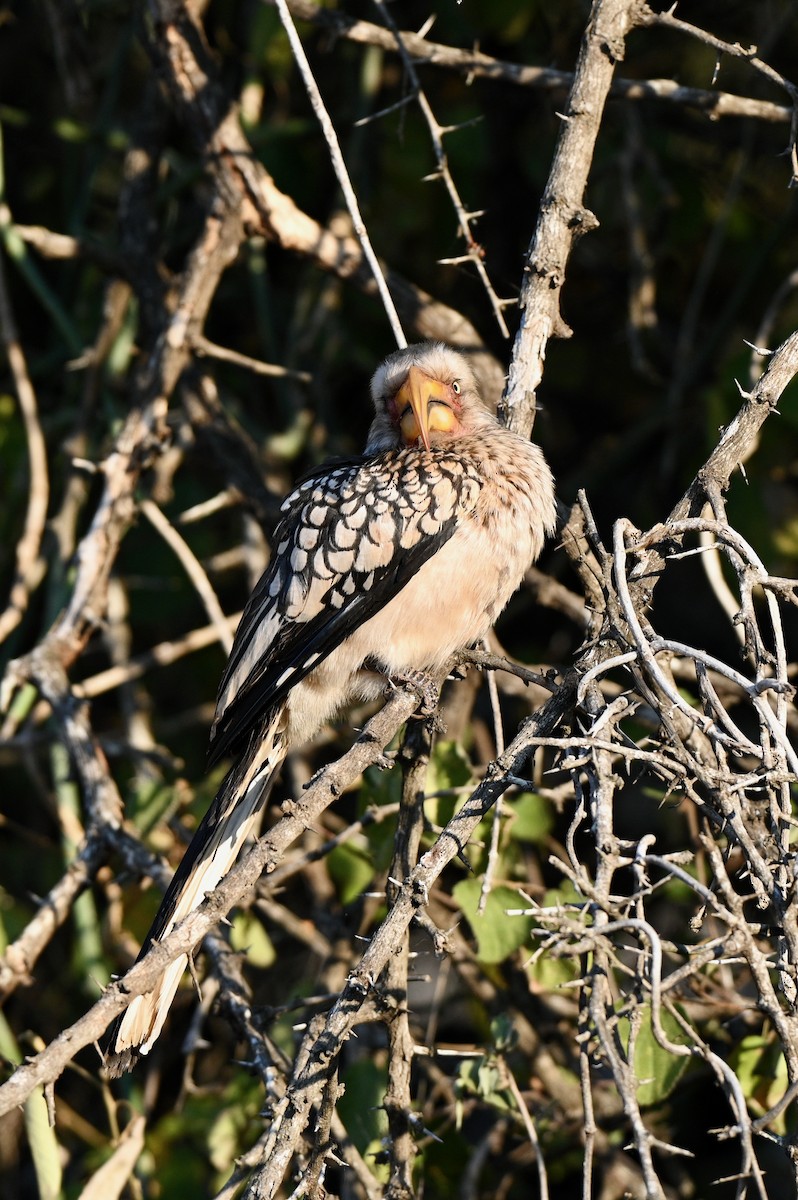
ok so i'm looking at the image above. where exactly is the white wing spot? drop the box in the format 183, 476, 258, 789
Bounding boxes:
333, 524, 357, 550
327, 548, 355, 574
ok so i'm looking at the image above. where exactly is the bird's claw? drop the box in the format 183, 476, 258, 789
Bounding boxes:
385, 669, 440, 716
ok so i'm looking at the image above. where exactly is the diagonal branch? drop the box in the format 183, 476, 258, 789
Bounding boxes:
274, 0, 407, 349
0, 683, 427, 1117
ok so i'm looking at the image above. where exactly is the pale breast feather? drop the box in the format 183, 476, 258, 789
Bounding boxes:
208, 449, 482, 766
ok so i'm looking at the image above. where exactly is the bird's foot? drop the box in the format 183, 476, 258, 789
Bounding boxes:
385, 668, 440, 716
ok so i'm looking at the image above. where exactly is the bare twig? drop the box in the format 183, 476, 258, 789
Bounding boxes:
192, 335, 313, 382
139, 498, 234, 654
478, 642, 506, 915
640, 4, 798, 186
274, 0, 406, 349
372, 0, 512, 338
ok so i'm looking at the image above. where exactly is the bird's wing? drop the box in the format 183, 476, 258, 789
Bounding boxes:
208, 449, 479, 765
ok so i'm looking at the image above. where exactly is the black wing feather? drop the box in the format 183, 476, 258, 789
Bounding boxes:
207, 450, 473, 766
208, 524, 455, 765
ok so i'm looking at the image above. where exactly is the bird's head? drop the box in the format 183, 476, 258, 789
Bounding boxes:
366, 342, 495, 454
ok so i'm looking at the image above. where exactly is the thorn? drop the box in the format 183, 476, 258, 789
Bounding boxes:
440, 116, 485, 135
456, 847, 473, 873
72, 457, 99, 474
733, 378, 751, 399
416, 14, 436, 38
408, 1112, 443, 1141
743, 339, 772, 356
465, 41, 479, 87
353, 94, 414, 128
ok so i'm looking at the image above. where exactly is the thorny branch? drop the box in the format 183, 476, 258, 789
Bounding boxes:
371, 0, 514, 339
274, 0, 795, 129
274, 0, 408, 350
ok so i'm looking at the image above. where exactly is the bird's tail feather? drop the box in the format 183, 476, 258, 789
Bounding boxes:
105, 706, 287, 1077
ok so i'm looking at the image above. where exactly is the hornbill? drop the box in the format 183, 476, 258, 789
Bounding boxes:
106, 341, 556, 1075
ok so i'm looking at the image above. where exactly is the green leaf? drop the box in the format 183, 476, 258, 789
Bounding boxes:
489, 1013, 517, 1053
541, 882, 584, 909
455, 1058, 513, 1114
24, 1087, 62, 1200
506, 792, 552, 844
618, 1004, 690, 1107
453, 878, 533, 963
424, 740, 475, 828
208, 1107, 245, 1174
358, 761, 403, 872
229, 912, 275, 968
327, 842, 375, 905
360, 760, 402, 809
336, 1058, 389, 1176
129, 778, 191, 838
731, 1033, 789, 1128
527, 951, 579, 992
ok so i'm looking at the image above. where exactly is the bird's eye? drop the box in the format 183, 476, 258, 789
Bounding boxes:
452, 380, 461, 395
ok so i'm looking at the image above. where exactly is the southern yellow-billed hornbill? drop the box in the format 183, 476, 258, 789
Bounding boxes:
106, 341, 556, 1075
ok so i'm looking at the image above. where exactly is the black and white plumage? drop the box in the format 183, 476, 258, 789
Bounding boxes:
106, 341, 556, 1076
